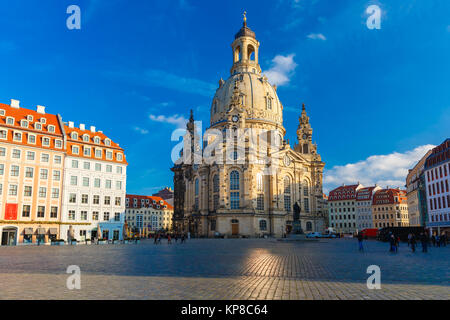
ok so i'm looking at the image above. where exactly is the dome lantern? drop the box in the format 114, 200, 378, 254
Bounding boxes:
230, 11, 261, 75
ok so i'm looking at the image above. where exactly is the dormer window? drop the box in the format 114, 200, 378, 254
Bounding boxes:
117, 153, 123, 161
105, 139, 111, 146
266, 96, 272, 110
95, 148, 102, 158
48, 125, 55, 133
106, 151, 113, 160
0, 109, 5, 116
94, 136, 100, 144
55, 139, 62, 148
83, 134, 89, 142
21, 120, 28, 128
13, 132, 22, 142
40, 118, 46, 124
35, 123, 42, 130
6, 117, 14, 125
71, 132, 78, 140
72, 146, 79, 154
0, 129, 7, 139
27, 115, 33, 121
84, 147, 91, 156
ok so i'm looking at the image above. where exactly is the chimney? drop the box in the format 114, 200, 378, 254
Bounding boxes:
36, 105, 46, 114
98, 130, 103, 133
79, 123, 85, 131
68, 121, 74, 128
90, 126, 96, 133
10, 99, 20, 108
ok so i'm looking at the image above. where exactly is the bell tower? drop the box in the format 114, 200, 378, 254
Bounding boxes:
296, 103, 317, 155
230, 12, 261, 75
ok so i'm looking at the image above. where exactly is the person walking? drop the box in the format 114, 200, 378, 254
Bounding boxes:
410, 234, 416, 253
181, 234, 185, 243
389, 234, 396, 253
420, 232, 428, 253
407, 233, 412, 247
442, 233, 447, 247
168, 234, 172, 245
357, 232, 364, 252
436, 234, 441, 247
154, 233, 158, 245
431, 234, 436, 247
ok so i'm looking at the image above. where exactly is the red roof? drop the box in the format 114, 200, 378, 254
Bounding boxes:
328, 184, 360, 201
126, 194, 173, 210
372, 189, 407, 205
356, 186, 378, 201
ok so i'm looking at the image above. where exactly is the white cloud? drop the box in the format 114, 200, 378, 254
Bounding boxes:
323, 144, 435, 193
307, 33, 327, 40
133, 126, 149, 134
264, 54, 298, 86
149, 114, 188, 128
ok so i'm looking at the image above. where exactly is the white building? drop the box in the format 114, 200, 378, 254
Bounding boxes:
328, 183, 364, 234
125, 195, 173, 233
356, 185, 381, 230
60, 122, 127, 241
424, 139, 450, 236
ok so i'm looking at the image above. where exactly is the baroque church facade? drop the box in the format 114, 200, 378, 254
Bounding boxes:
171, 16, 325, 237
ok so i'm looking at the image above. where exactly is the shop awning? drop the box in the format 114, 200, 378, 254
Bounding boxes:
23, 228, 33, 235
49, 228, 58, 235
37, 228, 46, 235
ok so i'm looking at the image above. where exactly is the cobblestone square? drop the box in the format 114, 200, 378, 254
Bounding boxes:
0, 238, 448, 300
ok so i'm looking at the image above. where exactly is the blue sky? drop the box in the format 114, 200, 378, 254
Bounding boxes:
1, 0, 449, 194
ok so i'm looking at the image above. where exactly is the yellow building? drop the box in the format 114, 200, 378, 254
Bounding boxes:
372, 188, 409, 228
0, 100, 65, 245
172, 15, 325, 237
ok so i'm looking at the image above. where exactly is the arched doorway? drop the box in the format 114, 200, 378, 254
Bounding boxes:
1, 227, 18, 246
231, 219, 239, 236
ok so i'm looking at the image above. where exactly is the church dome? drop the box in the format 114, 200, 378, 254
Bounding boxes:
209, 14, 284, 131
210, 72, 283, 128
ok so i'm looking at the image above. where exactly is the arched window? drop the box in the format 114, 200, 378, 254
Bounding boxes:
259, 220, 267, 231
284, 176, 291, 212
194, 178, 199, 211
248, 45, 255, 61
230, 171, 239, 190
306, 221, 312, 231
234, 45, 241, 62
303, 143, 309, 154
230, 171, 240, 209
213, 174, 219, 210
71, 132, 78, 140
256, 173, 264, 210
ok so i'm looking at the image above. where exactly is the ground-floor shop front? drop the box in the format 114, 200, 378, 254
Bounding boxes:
0, 224, 59, 246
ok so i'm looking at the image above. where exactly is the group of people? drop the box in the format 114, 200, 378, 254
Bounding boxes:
357, 231, 448, 253
152, 233, 188, 245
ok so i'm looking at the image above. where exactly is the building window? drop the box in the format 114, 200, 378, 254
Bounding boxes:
37, 206, 45, 218
93, 195, 100, 204
116, 166, 123, 174
25, 167, 34, 178
9, 184, 18, 196
11, 165, 19, 176
115, 197, 121, 206
116, 181, 122, 190
257, 193, 264, 210
92, 211, 99, 220
72, 160, 78, 168
284, 176, 291, 212
95, 149, 102, 158
0, 130, 7, 139
106, 151, 113, 160
39, 187, 47, 198
53, 170, 61, 181
70, 176, 77, 186
50, 207, 58, 218
81, 194, 89, 204
104, 196, 111, 205
83, 162, 90, 170
13, 132, 22, 142
39, 169, 48, 180
55, 140, 62, 148
68, 210, 75, 220
42, 137, 50, 147
306, 221, 312, 231
24, 186, 32, 197
84, 147, 91, 156
54, 155, 62, 164
230, 192, 240, 209
83, 177, 89, 187
52, 188, 59, 199
0, 164, 3, 175
26, 151, 35, 160
69, 193, 77, 203
259, 220, 267, 231
106, 164, 112, 172
115, 212, 121, 221
103, 212, 110, 221
12, 149, 21, 159
105, 180, 112, 189
304, 198, 310, 213
28, 134, 36, 144
117, 153, 123, 161
22, 205, 31, 217
80, 211, 88, 220
94, 178, 101, 188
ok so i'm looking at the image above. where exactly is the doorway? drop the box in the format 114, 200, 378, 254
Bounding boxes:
231, 219, 239, 236
1, 228, 17, 246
